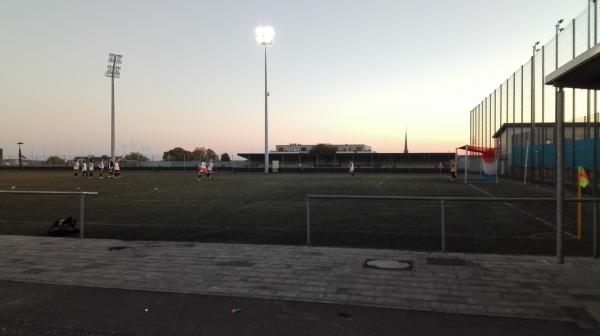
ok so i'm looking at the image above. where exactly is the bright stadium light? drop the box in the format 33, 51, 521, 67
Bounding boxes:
255, 26, 275, 173
105, 53, 123, 164
255, 26, 275, 45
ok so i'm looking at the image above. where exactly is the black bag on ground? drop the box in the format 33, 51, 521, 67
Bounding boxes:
48, 217, 79, 236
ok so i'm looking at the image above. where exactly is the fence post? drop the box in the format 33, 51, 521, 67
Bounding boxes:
594, 201, 598, 258
80, 194, 85, 239
306, 196, 311, 246
441, 199, 446, 253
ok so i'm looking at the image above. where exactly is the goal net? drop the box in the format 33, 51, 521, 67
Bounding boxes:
456, 146, 499, 183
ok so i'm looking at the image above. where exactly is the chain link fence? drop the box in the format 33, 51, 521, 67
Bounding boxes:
470, 1, 600, 193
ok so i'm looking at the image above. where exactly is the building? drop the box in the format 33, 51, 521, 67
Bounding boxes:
0, 148, 3, 160
274, 144, 372, 153
492, 122, 594, 177
239, 143, 453, 171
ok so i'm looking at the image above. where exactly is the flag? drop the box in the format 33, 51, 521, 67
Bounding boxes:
578, 166, 590, 189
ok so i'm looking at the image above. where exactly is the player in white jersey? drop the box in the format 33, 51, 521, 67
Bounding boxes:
196, 162, 202, 181
82, 161, 88, 177
349, 161, 355, 176
207, 160, 214, 179
114, 160, 121, 178
88, 160, 94, 178
108, 160, 114, 178
73, 160, 79, 177
99, 159, 105, 178
198, 161, 208, 179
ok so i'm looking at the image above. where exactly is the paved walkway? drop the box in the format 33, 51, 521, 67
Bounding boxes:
1, 235, 600, 325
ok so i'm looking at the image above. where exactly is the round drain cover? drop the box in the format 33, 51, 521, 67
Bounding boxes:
366, 260, 411, 270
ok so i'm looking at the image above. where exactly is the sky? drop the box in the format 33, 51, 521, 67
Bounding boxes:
0, 0, 590, 160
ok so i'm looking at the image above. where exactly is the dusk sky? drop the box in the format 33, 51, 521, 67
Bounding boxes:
0, 0, 588, 160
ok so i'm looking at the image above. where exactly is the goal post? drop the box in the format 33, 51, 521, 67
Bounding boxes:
456, 145, 498, 183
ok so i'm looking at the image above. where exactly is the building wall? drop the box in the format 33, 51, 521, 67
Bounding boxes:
275, 144, 372, 153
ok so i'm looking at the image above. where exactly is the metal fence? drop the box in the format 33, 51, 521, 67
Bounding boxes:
305, 194, 600, 263
0, 190, 99, 238
469, 1, 600, 191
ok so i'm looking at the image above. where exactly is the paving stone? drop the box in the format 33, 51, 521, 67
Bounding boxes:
1, 235, 600, 322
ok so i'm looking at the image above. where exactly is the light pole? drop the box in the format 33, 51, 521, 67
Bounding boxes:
255, 26, 275, 174
105, 53, 123, 165
530, 41, 540, 183
554, 19, 565, 264
17, 142, 24, 167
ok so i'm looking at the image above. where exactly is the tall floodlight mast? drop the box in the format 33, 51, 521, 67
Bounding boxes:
105, 53, 123, 164
255, 26, 275, 174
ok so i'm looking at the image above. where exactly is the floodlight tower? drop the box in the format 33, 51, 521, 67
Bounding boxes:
17, 142, 24, 167
105, 53, 123, 164
255, 26, 275, 174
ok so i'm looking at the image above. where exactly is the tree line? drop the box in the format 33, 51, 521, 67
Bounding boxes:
162, 147, 230, 162
42, 148, 231, 165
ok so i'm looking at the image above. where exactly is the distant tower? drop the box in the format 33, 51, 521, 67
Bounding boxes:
403, 130, 409, 154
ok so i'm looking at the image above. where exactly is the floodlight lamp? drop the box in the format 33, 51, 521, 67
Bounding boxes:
255, 26, 275, 45
108, 53, 123, 64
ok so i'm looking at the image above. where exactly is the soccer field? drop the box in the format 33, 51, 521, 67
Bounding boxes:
0, 171, 595, 256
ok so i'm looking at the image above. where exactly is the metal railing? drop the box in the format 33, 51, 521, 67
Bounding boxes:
0, 190, 99, 238
306, 194, 600, 262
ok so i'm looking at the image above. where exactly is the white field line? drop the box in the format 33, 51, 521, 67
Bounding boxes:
467, 183, 577, 239
376, 177, 391, 187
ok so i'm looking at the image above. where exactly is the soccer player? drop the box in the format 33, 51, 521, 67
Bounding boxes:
88, 160, 94, 178
349, 161, 355, 176
114, 159, 121, 178
197, 161, 203, 181
299, 162, 303, 175
82, 161, 88, 177
207, 160, 214, 179
200, 161, 208, 179
99, 159, 105, 178
108, 160, 114, 178
450, 159, 457, 180
73, 160, 79, 177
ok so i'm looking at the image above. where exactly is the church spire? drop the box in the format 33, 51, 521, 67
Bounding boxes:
403, 130, 409, 154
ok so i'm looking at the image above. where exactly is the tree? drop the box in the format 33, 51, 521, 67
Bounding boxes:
220, 153, 231, 162
191, 147, 207, 161
46, 156, 65, 165
163, 147, 193, 161
310, 143, 337, 157
125, 152, 149, 162
192, 147, 219, 161
206, 148, 218, 162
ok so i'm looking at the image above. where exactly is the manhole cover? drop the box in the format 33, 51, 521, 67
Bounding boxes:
363, 259, 413, 271
426, 257, 468, 266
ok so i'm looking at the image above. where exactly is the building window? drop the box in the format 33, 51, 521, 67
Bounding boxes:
301, 147, 307, 152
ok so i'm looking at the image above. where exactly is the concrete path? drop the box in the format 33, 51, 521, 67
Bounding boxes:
0, 280, 589, 336
1, 235, 599, 327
